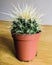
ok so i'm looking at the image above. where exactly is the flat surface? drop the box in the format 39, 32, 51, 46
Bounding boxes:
0, 21, 52, 65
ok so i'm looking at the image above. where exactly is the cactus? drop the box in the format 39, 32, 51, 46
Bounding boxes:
11, 17, 41, 34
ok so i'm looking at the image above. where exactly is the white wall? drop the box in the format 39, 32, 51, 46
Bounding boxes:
0, 0, 52, 25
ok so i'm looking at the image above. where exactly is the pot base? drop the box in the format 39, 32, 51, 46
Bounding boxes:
16, 53, 37, 62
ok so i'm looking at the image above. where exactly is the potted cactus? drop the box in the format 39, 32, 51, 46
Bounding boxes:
0, 3, 43, 61
11, 4, 42, 61
11, 18, 41, 61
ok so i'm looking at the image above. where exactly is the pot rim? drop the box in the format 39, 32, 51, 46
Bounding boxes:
12, 32, 41, 41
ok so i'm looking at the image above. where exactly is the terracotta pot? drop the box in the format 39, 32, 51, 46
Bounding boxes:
12, 33, 41, 61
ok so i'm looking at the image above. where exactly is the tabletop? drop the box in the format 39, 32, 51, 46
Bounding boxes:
0, 21, 52, 65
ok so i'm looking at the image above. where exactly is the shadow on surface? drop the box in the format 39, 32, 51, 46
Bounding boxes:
0, 36, 16, 56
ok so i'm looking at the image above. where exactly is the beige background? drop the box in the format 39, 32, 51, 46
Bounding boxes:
0, 0, 52, 25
